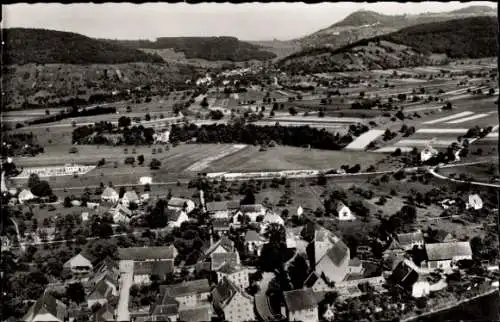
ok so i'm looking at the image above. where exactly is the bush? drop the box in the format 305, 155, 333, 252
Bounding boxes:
150, 158, 161, 170
69, 146, 78, 154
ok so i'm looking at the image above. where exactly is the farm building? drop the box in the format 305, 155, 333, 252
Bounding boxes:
101, 187, 119, 203
206, 201, 233, 219
159, 279, 211, 309
420, 146, 438, 162
215, 264, 252, 290
111, 204, 133, 224
424, 242, 473, 272
234, 204, 266, 222
86, 277, 118, 308
466, 194, 483, 210
244, 230, 266, 256
139, 176, 152, 185
262, 209, 285, 226
388, 260, 419, 291
392, 231, 425, 251
18, 189, 35, 204
335, 201, 355, 221
178, 305, 213, 322
21, 293, 68, 322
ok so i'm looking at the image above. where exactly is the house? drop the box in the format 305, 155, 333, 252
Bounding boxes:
388, 231, 425, 252
63, 253, 93, 274
167, 209, 189, 228
154, 130, 170, 144
101, 187, 119, 204
440, 199, 456, 209
216, 263, 251, 290
87, 202, 100, 210
323, 304, 335, 321
347, 258, 364, 275
234, 204, 266, 223
204, 235, 235, 258
149, 295, 179, 322
244, 230, 266, 256
388, 260, 419, 291
211, 252, 240, 271
110, 204, 133, 224
206, 201, 232, 219
212, 218, 231, 235
21, 293, 68, 322
121, 190, 139, 207
18, 189, 35, 204
81, 212, 89, 222
420, 146, 438, 162
87, 278, 118, 308
412, 279, 431, 298
262, 209, 285, 226
140, 193, 150, 202
315, 239, 351, 283
118, 246, 177, 285
178, 304, 212, 322
466, 194, 483, 210
168, 197, 196, 214
283, 288, 319, 322
425, 242, 473, 271
139, 176, 152, 185
335, 201, 356, 221
159, 279, 211, 309
212, 277, 255, 322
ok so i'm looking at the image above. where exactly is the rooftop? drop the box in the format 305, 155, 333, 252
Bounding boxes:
118, 245, 176, 261
178, 304, 212, 322
284, 288, 318, 312
425, 242, 472, 261
160, 279, 210, 298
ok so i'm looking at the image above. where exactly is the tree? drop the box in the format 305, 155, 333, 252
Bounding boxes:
31, 181, 52, 197
28, 173, 41, 189
66, 282, 86, 304
119, 187, 126, 199
288, 254, 309, 289
200, 97, 209, 108
124, 157, 135, 165
64, 196, 72, 208
317, 172, 327, 186
118, 116, 131, 127
97, 158, 106, 167
150, 158, 161, 170
288, 107, 298, 116
240, 189, 256, 205
145, 113, 151, 121
137, 155, 145, 165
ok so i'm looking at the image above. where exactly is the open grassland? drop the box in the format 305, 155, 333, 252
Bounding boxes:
206, 145, 386, 172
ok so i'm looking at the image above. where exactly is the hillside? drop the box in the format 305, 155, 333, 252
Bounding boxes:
297, 5, 497, 49
278, 16, 498, 74
105, 37, 277, 62
2, 28, 165, 65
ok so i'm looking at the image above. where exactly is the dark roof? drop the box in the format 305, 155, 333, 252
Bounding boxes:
134, 260, 174, 277
22, 293, 67, 322
425, 242, 472, 261
304, 272, 320, 288
206, 201, 230, 212
118, 246, 176, 261
245, 230, 261, 242
349, 258, 362, 267
217, 262, 245, 275
168, 197, 191, 208
226, 201, 241, 209
390, 261, 419, 289
167, 209, 182, 222
159, 279, 210, 298
212, 277, 238, 308
204, 236, 234, 257
284, 288, 318, 312
240, 204, 264, 213
211, 252, 239, 271
178, 305, 211, 322
93, 304, 115, 322
150, 296, 179, 317
325, 240, 349, 266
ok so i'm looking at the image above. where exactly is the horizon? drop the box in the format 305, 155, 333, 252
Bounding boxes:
2, 2, 497, 41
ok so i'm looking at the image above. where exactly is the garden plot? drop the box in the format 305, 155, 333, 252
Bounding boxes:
185, 144, 248, 172
345, 130, 385, 151
374, 146, 413, 153
423, 111, 474, 125
395, 139, 457, 147
416, 128, 469, 134
446, 112, 494, 124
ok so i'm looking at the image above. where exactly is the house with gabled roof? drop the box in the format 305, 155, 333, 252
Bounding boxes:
215, 263, 251, 290
211, 252, 240, 271
167, 209, 190, 228
244, 229, 266, 256
63, 252, 93, 275
425, 241, 472, 272
304, 271, 334, 294
204, 235, 234, 257
388, 260, 419, 291
234, 204, 266, 223
212, 277, 255, 322
91, 304, 116, 322
283, 288, 319, 322
118, 245, 177, 262
121, 190, 139, 207
206, 201, 233, 219
101, 187, 119, 204
159, 279, 211, 309
18, 188, 35, 204
21, 293, 68, 322
334, 201, 355, 221
315, 238, 350, 283
110, 203, 133, 224
134, 260, 175, 285
466, 194, 483, 210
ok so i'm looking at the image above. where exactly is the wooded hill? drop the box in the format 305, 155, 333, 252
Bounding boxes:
105, 37, 277, 62
3, 28, 165, 65
278, 16, 498, 73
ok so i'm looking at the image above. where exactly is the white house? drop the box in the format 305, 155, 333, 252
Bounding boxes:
154, 131, 170, 144
262, 209, 285, 226
234, 204, 266, 223
335, 201, 355, 221
466, 194, 483, 210
81, 212, 89, 222
216, 264, 251, 290
412, 280, 431, 298
18, 189, 35, 204
420, 147, 438, 162
139, 176, 152, 185
212, 277, 255, 322
297, 206, 304, 217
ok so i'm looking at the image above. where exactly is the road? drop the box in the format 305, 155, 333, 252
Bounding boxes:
429, 167, 500, 188
117, 260, 134, 322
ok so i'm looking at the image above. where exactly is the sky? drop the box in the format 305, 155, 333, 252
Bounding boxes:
2, 2, 497, 41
